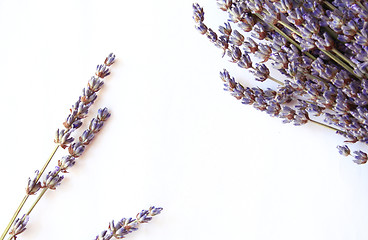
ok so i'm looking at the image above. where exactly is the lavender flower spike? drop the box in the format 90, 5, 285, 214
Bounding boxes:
9, 215, 29, 240
97, 207, 163, 240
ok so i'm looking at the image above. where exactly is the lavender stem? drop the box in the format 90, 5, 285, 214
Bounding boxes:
0, 196, 29, 240
253, 12, 317, 60
0, 145, 59, 240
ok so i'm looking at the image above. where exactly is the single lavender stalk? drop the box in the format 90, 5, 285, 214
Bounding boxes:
6, 109, 112, 240
95, 206, 163, 240
0, 54, 115, 240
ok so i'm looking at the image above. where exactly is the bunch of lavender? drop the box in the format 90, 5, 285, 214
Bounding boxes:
193, 0, 368, 164
1, 53, 162, 240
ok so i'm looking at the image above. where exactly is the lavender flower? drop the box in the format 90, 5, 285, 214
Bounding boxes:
9, 215, 29, 240
337, 145, 351, 156
353, 150, 368, 164
96, 207, 163, 240
42, 166, 64, 190
54, 129, 74, 149
25, 170, 41, 195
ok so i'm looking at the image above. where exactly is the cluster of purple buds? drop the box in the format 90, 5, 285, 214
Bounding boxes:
58, 107, 111, 173
95, 207, 163, 240
56, 53, 115, 147
8, 215, 29, 240
193, 1, 368, 164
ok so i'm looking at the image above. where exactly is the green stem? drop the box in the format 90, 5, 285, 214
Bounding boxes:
323, 0, 336, 10
0, 145, 59, 240
309, 118, 341, 132
267, 14, 358, 76
26, 188, 48, 216
37, 145, 59, 183
0, 195, 29, 240
332, 48, 357, 68
253, 13, 317, 61
268, 75, 284, 85
322, 50, 357, 77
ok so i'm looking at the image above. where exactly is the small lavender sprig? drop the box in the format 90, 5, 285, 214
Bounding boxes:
0, 54, 115, 240
95, 207, 163, 240
12, 109, 112, 240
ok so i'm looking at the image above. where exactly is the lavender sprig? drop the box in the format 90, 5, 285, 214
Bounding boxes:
0, 54, 115, 240
95, 207, 163, 240
7, 109, 112, 240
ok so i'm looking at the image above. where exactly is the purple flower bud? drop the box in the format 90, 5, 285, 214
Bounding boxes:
96, 64, 111, 78
54, 129, 74, 149
104, 53, 116, 66
229, 30, 244, 46
274, 0, 293, 13
58, 155, 76, 172
94, 230, 112, 240
353, 150, 368, 164
89, 118, 104, 133
337, 145, 350, 156
9, 215, 29, 239
136, 210, 152, 223
192, 3, 204, 23
149, 206, 163, 216
217, 0, 232, 11
251, 63, 270, 82
79, 129, 95, 145
251, 23, 267, 40
43, 167, 64, 190
26, 170, 41, 195
81, 87, 97, 104
195, 22, 208, 35
88, 76, 104, 92
218, 22, 232, 36
97, 107, 111, 121
206, 28, 217, 42
68, 142, 85, 158
237, 53, 252, 69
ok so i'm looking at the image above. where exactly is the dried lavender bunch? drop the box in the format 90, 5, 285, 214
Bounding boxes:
1, 54, 115, 240
193, 1, 368, 164
95, 207, 163, 240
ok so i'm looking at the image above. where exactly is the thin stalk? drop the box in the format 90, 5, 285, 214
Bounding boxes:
323, 0, 336, 10
269, 14, 358, 74
322, 50, 357, 76
253, 13, 317, 60
332, 48, 357, 67
0, 145, 59, 240
37, 145, 59, 183
358, 1, 367, 11
0, 195, 29, 240
309, 118, 341, 131
267, 75, 284, 85
26, 188, 48, 216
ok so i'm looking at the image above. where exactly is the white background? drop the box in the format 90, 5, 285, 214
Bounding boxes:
0, 1, 368, 240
